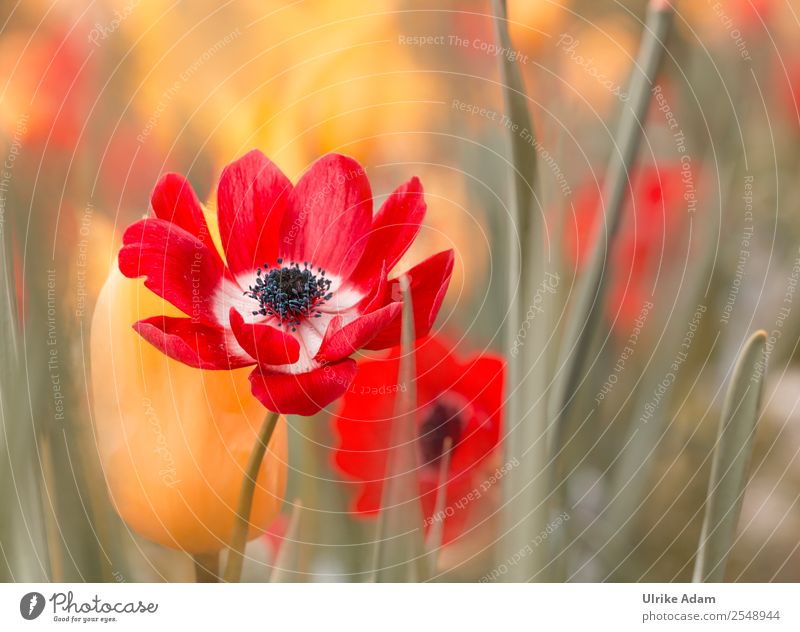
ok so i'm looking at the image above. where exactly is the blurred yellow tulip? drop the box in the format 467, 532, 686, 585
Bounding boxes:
90, 264, 287, 554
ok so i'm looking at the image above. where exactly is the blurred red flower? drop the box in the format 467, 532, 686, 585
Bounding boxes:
333, 335, 504, 543
7, 26, 92, 148
734, 0, 773, 24
119, 150, 454, 415
565, 163, 688, 329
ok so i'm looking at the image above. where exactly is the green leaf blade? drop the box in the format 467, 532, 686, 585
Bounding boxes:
693, 330, 767, 583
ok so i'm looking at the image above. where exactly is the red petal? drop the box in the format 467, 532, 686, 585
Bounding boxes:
355, 260, 388, 315
133, 316, 252, 370
452, 355, 505, 420
316, 303, 402, 363
349, 176, 426, 287
363, 250, 454, 350
217, 149, 292, 275
279, 154, 372, 279
332, 355, 400, 480
448, 357, 504, 477
249, 359, 358, 416
229, 307, 300, 366
410, 335, 464, 403
352, 480, 384, 516
150, 173, 215, 250
119, 218, 224, 324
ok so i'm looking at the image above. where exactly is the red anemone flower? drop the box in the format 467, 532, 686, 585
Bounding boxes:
119, 150, 454, 415
333, 335, 504, 543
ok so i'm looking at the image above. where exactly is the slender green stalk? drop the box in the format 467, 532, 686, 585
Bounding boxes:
0, 202, 48, 581
373, 275, 427, 582
548, 0, 675, 457
269, 500, 304, 582
424, 437, 453, 576
223, 410, 280, 583
603, 152, 732, 575
544, 0, 673, 579
492, 0, 552, 583
193, 553, 220, 583
38, 436, 64, 582
0, 214, 21, 581
693, 330, 767, 582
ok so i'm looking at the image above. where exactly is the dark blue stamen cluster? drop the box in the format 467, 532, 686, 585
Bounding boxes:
245, 258, 332, 331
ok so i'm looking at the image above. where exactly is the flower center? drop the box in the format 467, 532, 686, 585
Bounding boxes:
418, 398, 464, 466
245, 258, 332, 330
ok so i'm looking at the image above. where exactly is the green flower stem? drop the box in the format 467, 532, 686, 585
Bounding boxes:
545, 1, 674, 580
223, 410, 280, 583
548, 0, 674, 456
193, 552, 220, 583
372, 274, 428, 582
424, 436, 453, 576
492, 0, 550, 582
